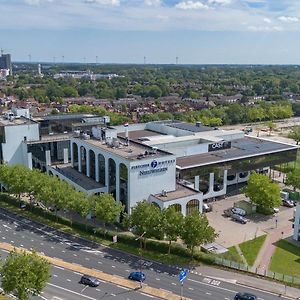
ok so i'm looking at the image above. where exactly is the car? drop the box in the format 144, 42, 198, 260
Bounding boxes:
234, 292, 257, 300
231, 214, 248, 224
273, 207, 280, 213
283, 200, 294, 208
79, 275, 100, 287
20, 202, 27, 210
231, 207, 246, 216
203, 203, 212, 213
128, 271, 146, 282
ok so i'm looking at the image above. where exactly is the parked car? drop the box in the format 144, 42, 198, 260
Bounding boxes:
273, 207, 280, 213
231, 214, 248, 224
234, 292, 257, 300
128, 271, 146, 282
283, 200, 294, 208
203, 203, 213, 213
79, 275, 100, 287
231, 207, 246, 216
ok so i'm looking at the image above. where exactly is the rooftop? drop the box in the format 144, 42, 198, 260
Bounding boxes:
176, 137, 298, 169
75, 136, 172, 161
117, 129, 165, 141
0, 116, 36, 126
153, 184, 201, 202
26, 133, 72, 144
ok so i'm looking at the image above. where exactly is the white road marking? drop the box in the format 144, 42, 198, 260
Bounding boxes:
155, 278, 160, 281
53, 266, 65, 271
3, 224, 12, 229
73, 271, 83, 276
85, 257, 90, 260
53, 274, 58, 277
67, 279, 71, 282
1, 237, 6, 239
112, 265, 116, 268
206, 292, 212, 295
0, 249, 9, 253
117, 285, 129, 290
110, 293, 116, 297
98, 261, 102, 264
188, 287, 194, 290
96, 288, 101, 292
20, 244, 24, 247
10, 240, 14, 243
171, 282, 176, 286
140, 293, 154, 298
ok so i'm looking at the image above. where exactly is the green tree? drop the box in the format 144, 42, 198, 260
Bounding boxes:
0, 249, 50, 300
244, 172, 282, 214
265, 121, 276, 136
288, 125, 300, 145
286, 169, 300, 191
180, 211, 217, 257
162, 206, 183, 254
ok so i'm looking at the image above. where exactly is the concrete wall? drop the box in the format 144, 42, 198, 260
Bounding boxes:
2, 123, 39, 166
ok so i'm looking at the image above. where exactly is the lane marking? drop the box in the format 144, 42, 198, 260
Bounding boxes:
140, 292, 154, 298
53, 266, 65, 271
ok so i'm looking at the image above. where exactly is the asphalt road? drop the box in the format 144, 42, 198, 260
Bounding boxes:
0, 207, 294, 300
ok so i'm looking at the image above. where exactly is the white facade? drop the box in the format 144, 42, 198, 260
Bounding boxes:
293, 204, 300, 241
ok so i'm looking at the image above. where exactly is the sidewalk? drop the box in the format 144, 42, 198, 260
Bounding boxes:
196, 265, 300, 299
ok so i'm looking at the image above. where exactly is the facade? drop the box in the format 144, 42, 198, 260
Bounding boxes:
293, 204, 300, 241
0, 53, 12, 75
0, 113, 298, 216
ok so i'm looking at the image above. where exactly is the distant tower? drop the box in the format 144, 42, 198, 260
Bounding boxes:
28, 54, 31, 63
62, 55, 65, 63
144, 56, 146, 65
176, 56, 179, 65
38, 64, 42, 76
96, 56, 98, 64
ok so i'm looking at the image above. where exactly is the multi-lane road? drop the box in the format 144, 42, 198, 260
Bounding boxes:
0, 207, 295, 300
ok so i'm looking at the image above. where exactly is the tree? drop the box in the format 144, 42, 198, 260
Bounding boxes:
288, 125, 300, 145
286, 169, 300, 191
130, 201, 163, 248
0, 249, 50, 300
244, 172, 282, 214
180, 211, 217, 257
162, 206, 183, 254
265, 121, 276, 136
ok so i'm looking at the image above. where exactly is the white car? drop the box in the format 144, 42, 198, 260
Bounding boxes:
231, 207, 246, 216
273, 207, 280, 213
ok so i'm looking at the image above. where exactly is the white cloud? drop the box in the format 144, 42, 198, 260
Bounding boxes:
208, 0, 231, 5
84, 0, 120, 6
24, 0, 41, 5
278, 16, 299, 23
248, 25, 282, 32
175, 1, 209, 10
263, 17, 271, 23
144, 0, 161, 7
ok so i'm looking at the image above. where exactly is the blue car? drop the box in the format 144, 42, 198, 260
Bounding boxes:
128, 271, 146, 282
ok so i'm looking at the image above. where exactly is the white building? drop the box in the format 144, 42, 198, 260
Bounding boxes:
293, 204, 300, 241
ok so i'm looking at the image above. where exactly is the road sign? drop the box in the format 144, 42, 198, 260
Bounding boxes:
178, 269, 188, 283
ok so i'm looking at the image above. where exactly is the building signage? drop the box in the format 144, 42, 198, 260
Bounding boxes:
130, 159, 175, 176
208, 141, 231, 152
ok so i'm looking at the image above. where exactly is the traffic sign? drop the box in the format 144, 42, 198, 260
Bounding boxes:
178, 269, 188, 283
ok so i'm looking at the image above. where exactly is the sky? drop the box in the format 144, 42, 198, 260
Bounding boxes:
1, 0, 300, 64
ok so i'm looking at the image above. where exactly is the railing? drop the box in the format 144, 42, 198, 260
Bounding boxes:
215, 257, 300, 285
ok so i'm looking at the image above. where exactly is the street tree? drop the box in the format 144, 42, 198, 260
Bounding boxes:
288, 125, 300, 145
265, 121, 276, 136
180, 211, 217, 257
0, 249, 50, 300
162, 206, 184, 254
244, 172, 282, 214
286, 168, 300, 191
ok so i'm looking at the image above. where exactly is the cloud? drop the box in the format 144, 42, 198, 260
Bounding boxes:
84, 0, 120, 6
263, 17, 271, 23
248, 25, 282, 32
208, 0, 231, 5
175, 1, 209, 10
144, 0, 161, 6
278, 16, 299, 23
24, 0, 41, 5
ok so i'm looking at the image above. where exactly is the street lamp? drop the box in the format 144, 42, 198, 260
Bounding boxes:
135, 231, 146, 288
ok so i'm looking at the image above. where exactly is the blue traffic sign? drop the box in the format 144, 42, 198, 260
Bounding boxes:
178, 269, 188, 282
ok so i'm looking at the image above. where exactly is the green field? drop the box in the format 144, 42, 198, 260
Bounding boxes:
269, 240, 300, 277
239, 235, 267, 266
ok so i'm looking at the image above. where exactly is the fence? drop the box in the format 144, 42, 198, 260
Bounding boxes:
215, 257, 300, 285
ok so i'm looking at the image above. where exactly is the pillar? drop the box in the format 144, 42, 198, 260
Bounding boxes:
70, 143, 74, 167
116, 163, 120, 202
194, 175, 200, 191
105, 158, 109, 188
86, 150, 90, 177
63, 148, 68, 164
78, 146, 82, 173
27, 152, 33, 170
95, 155, 99, 182
209, 172, 215, 193
45, 150, 51, 166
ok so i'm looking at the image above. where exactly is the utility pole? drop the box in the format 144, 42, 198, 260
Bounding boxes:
176, 56, 179, 65
143, 56, 146, 65
28, 54, 31, 63
62, 55, 65, 63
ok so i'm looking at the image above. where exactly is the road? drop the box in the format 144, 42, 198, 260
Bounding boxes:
0, 207, 295, 300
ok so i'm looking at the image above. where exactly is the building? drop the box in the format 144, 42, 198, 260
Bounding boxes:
293, 204, 300, 241
0, 53, 12, 75
0, 113, 298, 216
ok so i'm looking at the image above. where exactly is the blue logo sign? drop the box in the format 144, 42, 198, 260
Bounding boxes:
151, 160, 158, 169
178, 269, 188, 283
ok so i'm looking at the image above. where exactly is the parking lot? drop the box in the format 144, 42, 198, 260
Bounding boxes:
206, 194, 295, 247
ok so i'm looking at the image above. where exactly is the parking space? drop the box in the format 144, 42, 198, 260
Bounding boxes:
205, 194, 295, 247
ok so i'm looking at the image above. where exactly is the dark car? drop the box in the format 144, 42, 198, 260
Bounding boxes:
128, 271, 146, 282
79, 275, 100, 287
283, 200, 294, 208
234, 292, 257, 300
231, 214, 248, 224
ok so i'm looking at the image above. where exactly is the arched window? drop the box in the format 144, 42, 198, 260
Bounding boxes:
169, 204, 182, 213
120, 163, 128, 213
80, 146, 87, 174
89, 150, 96, 180
72, 143, 78, 170
108, 158, 116, 199
98, 154, 105, 185
186, 199, 199, 215
151, 202, 161, 209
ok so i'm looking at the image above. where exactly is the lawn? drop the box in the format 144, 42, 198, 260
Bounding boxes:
0, 295, 12, 300
239, 234, 267, 266
219, 246, 243, 263
269, 240, 300, 278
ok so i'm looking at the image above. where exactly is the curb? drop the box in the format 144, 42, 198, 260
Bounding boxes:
0, 242, 190, 300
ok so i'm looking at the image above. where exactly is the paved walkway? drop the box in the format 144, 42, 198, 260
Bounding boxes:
253, 225, 293, 275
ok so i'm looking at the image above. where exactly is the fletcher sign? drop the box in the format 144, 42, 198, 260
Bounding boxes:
208, 141, 231, 152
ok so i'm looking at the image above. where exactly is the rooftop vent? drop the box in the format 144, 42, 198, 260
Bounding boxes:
161, 190, 167, 197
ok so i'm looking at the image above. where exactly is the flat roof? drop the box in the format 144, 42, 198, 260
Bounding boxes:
153, 184, 200, 202
26, 133, 71, 144
75, 137, 172, 161
176, 137, 298, 169
53, 164, 104, 190
117, 130, 165, 141
166, 122, 213, 133
0, 116, 36, 126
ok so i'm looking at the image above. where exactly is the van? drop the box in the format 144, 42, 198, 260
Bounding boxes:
231, 207, 246, 216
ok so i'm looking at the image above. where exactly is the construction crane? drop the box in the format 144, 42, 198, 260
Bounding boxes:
0, 48, 10, 56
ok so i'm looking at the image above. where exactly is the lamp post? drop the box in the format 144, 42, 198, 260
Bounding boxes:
135, 231, 146, 288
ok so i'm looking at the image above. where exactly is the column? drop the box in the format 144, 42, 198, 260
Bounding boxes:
105, 158, 109, 188
115, 163, 120, 202
209, 172, 215, 193
194, 175, 200, 191
182, 202, 187, 217
63, 148, 68, 164
27, 152, 33, 170
70, 143, 74, 167
222, 170, 228, 191
86, 150, 90, 177
78, 146, 82, 173
45, 150, 51, 166
95, 155, 99, 182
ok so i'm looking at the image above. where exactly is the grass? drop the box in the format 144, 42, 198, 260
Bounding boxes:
219, 246, 243, 263
0, 295, 12, 300
269, 240, 300, 278
239, 234, 267, 266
